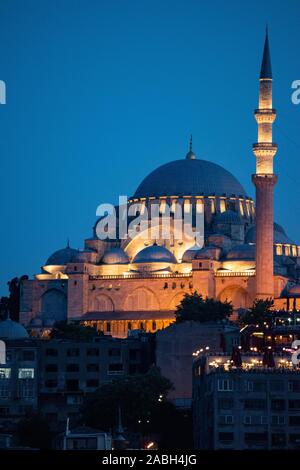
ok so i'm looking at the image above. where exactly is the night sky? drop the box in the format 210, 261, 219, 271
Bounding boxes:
0, 0, 299, 294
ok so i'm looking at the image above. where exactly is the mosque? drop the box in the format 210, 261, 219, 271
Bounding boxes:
19, 32, 300, 338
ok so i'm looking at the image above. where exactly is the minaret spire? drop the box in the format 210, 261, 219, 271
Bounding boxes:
260, 27, 272, 79
252, 29, 277, 299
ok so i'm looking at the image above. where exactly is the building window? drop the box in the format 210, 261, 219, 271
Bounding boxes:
67, 348, 80, 357
86, 379, 99, 388
218, 399, 234, 410
0, 368, 11, 379
106, 322, 111, 333
288, 381, 300, 392
66, 379, 79, 392
18, 368, 34, 379
244, 399, 266, 410
289, 400, 300, 410
46, 348, 58, 357
289, 416, 300, 426
66, 364, 79, 372
219, 415, 234, 425
271, 415, 285, 425
45, 379, 58, 388
87, 364, 99, 372
109, 348, 121, 357
271, 433, 286, 447
244, 433, 268, 444
129, 349, 140, 361
152, 321, 157, 330
128, 322, 132, 331
244, 416, 252, 425
217, 379, 233, 392
271, 399, 286, 411
22, 350, 35, 361
108, 364, 123, 375
270, 381, 284, 392
218, 432, 233, 443
45, 364, 58, 372
86, 348, 99, 356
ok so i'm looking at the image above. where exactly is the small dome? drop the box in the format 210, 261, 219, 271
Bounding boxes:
287, 285, 300, 297
245, 223, 295, 245
214, 210, 243, 225
46, 245, 79, 266
102, 247, 129, 265
133, 244, 177, 264
182, 244, 201, 263
226, 244, 255, 260
0, 318, 29, 340
195, 245, 221, 260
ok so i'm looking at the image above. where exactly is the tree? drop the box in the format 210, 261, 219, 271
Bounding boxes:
0, 296, 9, 320
175, 292, 232, 323
16, 412, 52, 449
49, 320, 98, 341
0, 276, 28, 321
241, 298, 274, 327
81, 367, 173, 433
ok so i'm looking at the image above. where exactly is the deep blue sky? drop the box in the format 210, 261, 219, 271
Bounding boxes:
0, 0, 299, 294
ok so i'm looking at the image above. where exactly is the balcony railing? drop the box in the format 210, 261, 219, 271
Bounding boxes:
89, 272, 192, 280
215, 271, 255, 277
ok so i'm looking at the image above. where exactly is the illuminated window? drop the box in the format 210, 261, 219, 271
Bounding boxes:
285, 245, 291, 256
220, 199, 226, 213
239, 201, 244, 216
18, 368, 34, 379
246, 201, 250, 216
276, 245, 282, 256
210, 198, 216, 214
0, 368, 11, 379
292, 246, 297, 257
184, 199, 191, 214
196, 199, 204, 214
159, 199, 166, 214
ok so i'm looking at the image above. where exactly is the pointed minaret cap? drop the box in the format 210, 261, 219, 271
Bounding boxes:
185, 135, 196, 160
260, 27, 272, 79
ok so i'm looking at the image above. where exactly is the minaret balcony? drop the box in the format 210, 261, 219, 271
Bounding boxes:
254, 108, 276, 123
253, 142, 278, 158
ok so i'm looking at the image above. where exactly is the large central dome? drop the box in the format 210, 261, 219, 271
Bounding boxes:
133, 158, 247, 199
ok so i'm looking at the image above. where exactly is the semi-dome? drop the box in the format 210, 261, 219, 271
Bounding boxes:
46, 244, 79, 266
0, 318, 29, 340
133, 159, 247, 199
287, 285, 300, 297
182, 244, 201, 263
226, 244, 255, 260
195, 245, 221, 260
245, 224, 295, 245
102, 247, 129, 265
214, 210, 243, 225
133, 244, 177, 264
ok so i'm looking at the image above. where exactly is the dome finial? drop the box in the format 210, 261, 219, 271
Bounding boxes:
185, 135, 196, 160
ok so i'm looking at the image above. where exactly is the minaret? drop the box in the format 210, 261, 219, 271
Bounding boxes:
252, 29, 277, 299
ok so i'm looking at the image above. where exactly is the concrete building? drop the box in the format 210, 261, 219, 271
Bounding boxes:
193, 352, 300, 449
54, 425, 112, 450
39, 333, 154, 429
0, 317, 154, 434
156, 321, 240, 407
18, 32, 300, 339
0, 319, 39, 430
